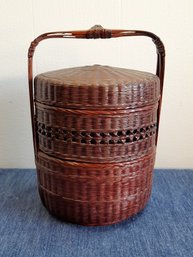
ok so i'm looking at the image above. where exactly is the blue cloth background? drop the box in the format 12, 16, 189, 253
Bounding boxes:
0, 169, 192, 257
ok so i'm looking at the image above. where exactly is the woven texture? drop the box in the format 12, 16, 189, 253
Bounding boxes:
37, 151, 155, 225
36, 103, 157, 163
34, 64, 160, 225
35, 65, 160, 109
0, 169, 193, 257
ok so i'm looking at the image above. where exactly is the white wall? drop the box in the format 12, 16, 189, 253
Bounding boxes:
0, 0, 193, 168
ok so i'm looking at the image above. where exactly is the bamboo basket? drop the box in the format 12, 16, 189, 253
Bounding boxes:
28, 25, 165, 226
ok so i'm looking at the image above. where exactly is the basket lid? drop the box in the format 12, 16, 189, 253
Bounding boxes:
35, 64, 160, 109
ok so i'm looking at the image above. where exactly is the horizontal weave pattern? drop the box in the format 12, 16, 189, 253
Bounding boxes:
36, 103, 157, 163
37, 152, 155, 225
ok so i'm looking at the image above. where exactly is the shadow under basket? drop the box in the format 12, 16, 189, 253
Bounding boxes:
28, 25, 165, 226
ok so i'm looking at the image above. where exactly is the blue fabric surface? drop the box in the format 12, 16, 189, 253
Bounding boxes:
0, 169, 192, 257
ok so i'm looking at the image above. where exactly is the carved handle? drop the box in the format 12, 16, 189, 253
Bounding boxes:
28, 25, 165, 155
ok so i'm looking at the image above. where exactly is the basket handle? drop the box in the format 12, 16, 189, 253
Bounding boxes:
28, 25, 165, 155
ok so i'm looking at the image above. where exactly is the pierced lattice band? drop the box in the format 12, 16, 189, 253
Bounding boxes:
37, 122, 156, 145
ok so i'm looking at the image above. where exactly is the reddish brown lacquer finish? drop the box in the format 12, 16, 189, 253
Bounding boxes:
28, 25, 165, 226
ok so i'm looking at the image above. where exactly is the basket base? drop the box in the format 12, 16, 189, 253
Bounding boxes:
36, 150, 155, 226
38, 185, 152, 226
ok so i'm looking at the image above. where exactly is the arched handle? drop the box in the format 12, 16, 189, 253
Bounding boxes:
28, 25, 165, 156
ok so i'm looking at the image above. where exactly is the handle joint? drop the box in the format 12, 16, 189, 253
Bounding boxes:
152, 37, 165, 57
86, 25, 112, 39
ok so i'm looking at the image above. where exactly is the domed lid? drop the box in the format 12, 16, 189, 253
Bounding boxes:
35, 65, 160, 109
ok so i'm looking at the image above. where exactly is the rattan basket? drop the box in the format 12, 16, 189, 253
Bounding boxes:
28, 25, 165, 226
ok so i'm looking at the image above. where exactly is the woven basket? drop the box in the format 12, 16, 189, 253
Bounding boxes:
28, 25, 165, 226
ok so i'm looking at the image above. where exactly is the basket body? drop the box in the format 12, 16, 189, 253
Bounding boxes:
34, 65, 160, 225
